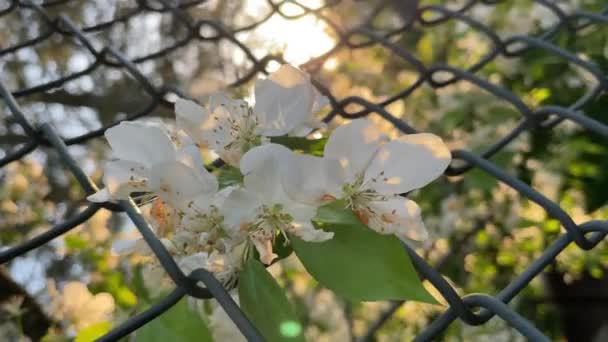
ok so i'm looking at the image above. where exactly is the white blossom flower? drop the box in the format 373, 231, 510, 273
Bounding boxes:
49, 281, 115, 331
176, 248, 243, 288
114, 184, 248, 285
87, 121, 217, 208
253, 64, 327, 137
174, 64, 327, 166
281, 119, 451, 241
225, 143, 334, 264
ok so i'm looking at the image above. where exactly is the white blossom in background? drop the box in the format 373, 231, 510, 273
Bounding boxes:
207, 292, 247, 342
174, 64, 328, 166
87, 121, 217, 208
281, 119, 451, 241
459, 316, 525, 342
49, 281, 115, 331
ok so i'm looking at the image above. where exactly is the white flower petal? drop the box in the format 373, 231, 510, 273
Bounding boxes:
311, 87, 329, 114
147, 161, 218, 207
282, 153, 344, 205
206, 92, 249, 118
206, 106, 240, 152
183, 92, 254, 165
102, 159, 149, 198
254, 65, 315, 136
212, 185, 239, 207
176, 143, 208, 176
367, 197, 428, 241
175, 98, 209, 142
240, 143, 291, 175
289, 220, 334, 242
288, 121, 323, 137
176, 93, 249, 154
105, 121, 176, 167
240, 144, 292, 203
87, 188, 111, 202
88, 159, 149, 203
111, 239, 137, 254
284, 201, 333, 242
288, 87, 329, 137
365, 133, 451, 194
324, 119, 386, 181
111, 238, 151, 255
220, 187, 261, 234
178, 252, 209, 274
175, 97, 230, 151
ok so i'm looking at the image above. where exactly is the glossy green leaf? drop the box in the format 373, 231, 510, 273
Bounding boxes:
313, 200, 361, 226
292, 201, 436, 303
239, 258, 305, 342
135, 299, 212, 342
270, 136, 327, 156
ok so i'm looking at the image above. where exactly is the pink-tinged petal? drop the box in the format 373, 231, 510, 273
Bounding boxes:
367, 197, 428, 241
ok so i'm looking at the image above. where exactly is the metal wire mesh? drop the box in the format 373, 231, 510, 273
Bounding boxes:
1, 0, 607, 341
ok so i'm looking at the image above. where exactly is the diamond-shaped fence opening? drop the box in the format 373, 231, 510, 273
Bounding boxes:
1, 0, 607, 341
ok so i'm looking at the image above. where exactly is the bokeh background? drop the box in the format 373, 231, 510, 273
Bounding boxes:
1, 0, 607, 341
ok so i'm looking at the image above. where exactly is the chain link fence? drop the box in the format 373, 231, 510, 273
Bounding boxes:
0, 0, 607, 341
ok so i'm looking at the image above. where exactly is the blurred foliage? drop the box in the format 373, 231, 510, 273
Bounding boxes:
1, 0, 607, 341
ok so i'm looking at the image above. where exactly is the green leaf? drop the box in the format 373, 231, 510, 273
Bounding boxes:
64, 234, 89, 250
313, 200, 360, 226
135, 299, 213, 342
131, 265, 151, 303
239, 258, 305, 342
115, 286, 138, 308
416, 34, 434, 64
292, 201, 436, 303
217, 165, 243, 188
75, 321, 112, 342
270, 136, 327, 156
273, 231, 294, 260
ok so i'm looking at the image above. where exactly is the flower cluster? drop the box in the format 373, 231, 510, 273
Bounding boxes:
89, 64, 451, 286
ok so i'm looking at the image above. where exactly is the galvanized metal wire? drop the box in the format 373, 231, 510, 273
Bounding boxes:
0, 0, 607, 341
